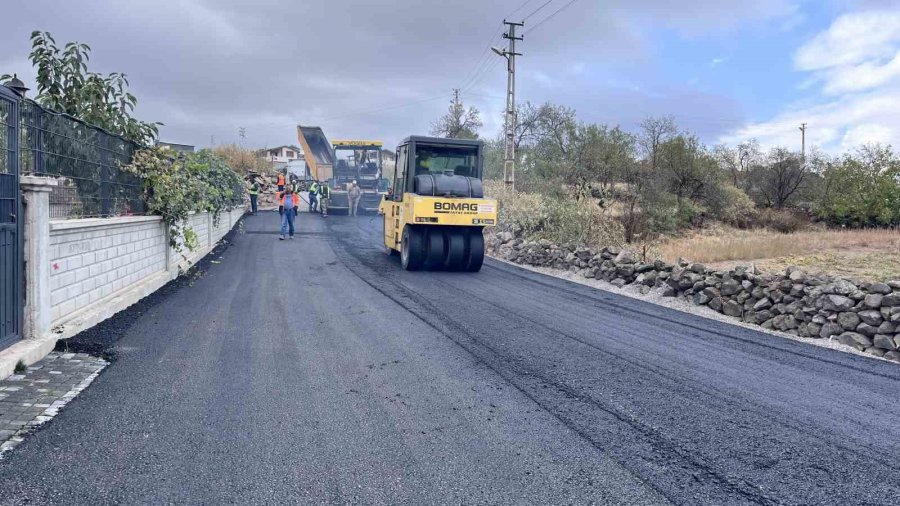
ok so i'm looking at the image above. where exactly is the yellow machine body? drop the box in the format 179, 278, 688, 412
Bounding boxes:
378, 136, 496, 272
380, 195, 498, 252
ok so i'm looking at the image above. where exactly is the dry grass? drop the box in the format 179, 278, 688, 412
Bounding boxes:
658, 227, 900, 282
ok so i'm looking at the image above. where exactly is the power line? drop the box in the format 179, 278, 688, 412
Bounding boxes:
524, 0, 580, 35
505, 0, 537, 18
461, 59, 503, 94
459, 28, 505, 91
462, 53, 504, 93
314, 94, 448, 123
522, 0, 554, 21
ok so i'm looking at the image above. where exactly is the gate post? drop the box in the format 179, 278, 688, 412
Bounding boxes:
21, 176, 57, 340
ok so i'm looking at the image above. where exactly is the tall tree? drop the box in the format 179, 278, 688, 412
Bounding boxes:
658, 134, 721, 203
430, 90, 482, 139
638, 116, 676, 171
714, 139, 760, 189
3, 31, 160, 145
750, 147, 808, 209
819, 144, 900, 226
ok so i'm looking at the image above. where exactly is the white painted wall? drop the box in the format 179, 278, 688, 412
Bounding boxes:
3, 176, 244, 380
47, 209, 243, 327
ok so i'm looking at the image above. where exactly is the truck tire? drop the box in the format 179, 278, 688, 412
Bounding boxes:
464, 228, 485, 272
423, 226, 446, 270
401, 226, 425, 270
443, 228, 466, 271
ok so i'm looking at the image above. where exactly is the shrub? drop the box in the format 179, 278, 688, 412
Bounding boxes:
817, 145, 900, 227
485, 180, 625, 249
124, 147, 243, 252
756, 208, 808, 233
720, 186, 758, 228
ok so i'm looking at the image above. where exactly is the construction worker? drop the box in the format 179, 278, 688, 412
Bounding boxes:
348, 180, 361, 216
276, 172, 286, 191
416, 151, 434, 174
318, 182, 330, 217
277, 186, 299, 240
308, 180, 319, 213
248, 179, 260, 215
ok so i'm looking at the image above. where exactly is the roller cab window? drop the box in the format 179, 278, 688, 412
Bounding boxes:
414, 146, 478, 179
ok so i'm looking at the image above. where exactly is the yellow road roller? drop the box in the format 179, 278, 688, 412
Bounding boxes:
379, 136, 498, 271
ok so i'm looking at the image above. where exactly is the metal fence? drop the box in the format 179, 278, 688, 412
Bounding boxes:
19, 100, 147, 219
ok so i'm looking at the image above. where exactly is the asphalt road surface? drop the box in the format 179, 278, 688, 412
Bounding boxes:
1, 212, 899, 505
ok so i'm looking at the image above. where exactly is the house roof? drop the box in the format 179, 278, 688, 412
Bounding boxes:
256, 145, 304, 156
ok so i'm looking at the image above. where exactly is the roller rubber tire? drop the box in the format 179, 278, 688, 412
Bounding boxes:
443, 228, 466, 271
423, 227, 446, 270
401, 226, 425, 271
464, 228, 485, 272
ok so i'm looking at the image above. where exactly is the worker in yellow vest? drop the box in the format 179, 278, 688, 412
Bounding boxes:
308, 181, 319, 213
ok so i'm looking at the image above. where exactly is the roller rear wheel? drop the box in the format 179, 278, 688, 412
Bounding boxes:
423, 227, 446, 270
443, 229, 466, 271
401, 226, 425, 270
464, 228, 485, 272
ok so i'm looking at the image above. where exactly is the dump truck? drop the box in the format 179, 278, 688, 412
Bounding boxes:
296, 125, 351, 212
379, 136, 498, 272
332, 140, 385, 213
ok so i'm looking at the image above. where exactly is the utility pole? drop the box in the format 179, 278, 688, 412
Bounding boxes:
492, 20, 524, 189
210, 135, 215, 148
799, 123, 807, 161
239, 127, 247, 170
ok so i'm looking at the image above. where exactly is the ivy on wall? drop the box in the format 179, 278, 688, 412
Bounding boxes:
124, 147, 243, 252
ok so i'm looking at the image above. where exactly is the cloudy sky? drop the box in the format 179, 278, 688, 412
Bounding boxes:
2, 0, 899, 153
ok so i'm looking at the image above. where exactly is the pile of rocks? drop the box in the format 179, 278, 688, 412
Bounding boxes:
487, 230, 900, 363
244, 173, 280, 208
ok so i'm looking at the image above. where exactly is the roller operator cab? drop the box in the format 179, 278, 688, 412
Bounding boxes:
379, 136, 498, 272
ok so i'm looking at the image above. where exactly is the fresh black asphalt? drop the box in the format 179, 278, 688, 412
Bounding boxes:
0, 212, 898, 504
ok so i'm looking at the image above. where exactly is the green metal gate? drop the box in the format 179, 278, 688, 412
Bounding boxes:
0, 85, 22, 350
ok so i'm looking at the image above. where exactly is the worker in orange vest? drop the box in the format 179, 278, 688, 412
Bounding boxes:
277, 186, 299, 240
276, 172, 286, 191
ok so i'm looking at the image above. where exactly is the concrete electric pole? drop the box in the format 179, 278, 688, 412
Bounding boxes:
493, 20, 524, 189
799, 123, 807, 161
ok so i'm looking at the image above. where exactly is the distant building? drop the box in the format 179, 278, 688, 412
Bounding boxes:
286, 159, 309, 179
157, 141, 195, 154
258, 145, 304, 165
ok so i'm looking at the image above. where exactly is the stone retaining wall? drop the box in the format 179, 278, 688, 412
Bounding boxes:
487, 231, 900, 363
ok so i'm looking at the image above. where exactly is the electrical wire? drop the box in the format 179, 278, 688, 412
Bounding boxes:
314, 94, 448, 123
522, 0, 554, 21
461, 59, 504, 94
461, 48, 506, 94
459, 25, 503, 86
505, 0, 537, 19
458, 29, 505, 91
524, 0, 579, 35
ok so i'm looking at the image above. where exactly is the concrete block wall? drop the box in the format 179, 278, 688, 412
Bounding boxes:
3, 175, 245, 380
189, 212, 210, 251
48, 217, 167, 325
48, 209, 243, 328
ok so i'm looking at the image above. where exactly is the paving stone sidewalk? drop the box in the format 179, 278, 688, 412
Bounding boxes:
0, 352, 107, 455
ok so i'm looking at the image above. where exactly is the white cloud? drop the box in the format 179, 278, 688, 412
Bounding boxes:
722, 8, 900, 152
840, 123, 894, 150
822, 50, 900, 94
794, 11, 900, 71
710, 57, 728, 67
